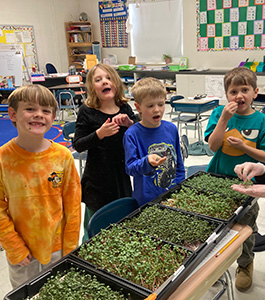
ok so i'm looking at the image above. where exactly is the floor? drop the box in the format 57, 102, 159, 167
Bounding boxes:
1, 102, 265, 299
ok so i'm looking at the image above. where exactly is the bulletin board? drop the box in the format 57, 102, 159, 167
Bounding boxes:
197, 0, 265, 51
98, 0, 128, 48
0, 25, 39, 75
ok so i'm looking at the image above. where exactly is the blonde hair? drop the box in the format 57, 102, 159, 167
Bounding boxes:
8, 84, 57, 126
85, 63, 128, 109
132, 77, 167, 104
224, 67, 257, 93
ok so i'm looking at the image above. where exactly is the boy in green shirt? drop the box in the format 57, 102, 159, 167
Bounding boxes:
205, 67, 265, 292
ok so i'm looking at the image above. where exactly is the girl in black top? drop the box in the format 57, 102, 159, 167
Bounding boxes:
74, 64, 137, 239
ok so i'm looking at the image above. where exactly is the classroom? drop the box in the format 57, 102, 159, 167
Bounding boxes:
1, 0, 265, 299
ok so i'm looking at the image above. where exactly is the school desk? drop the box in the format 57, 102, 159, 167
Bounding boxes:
170, 97, 219, 141
168, 223, 252, 300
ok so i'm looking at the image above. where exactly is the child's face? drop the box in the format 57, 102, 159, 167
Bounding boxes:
93, 68, 117, 103
226, 83, 258, 115
8, 101, 55, 137
135, 95, 165, 128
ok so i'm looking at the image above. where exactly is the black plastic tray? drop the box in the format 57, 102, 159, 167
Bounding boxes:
151, 174, 255, 225
182, 171, 254, 204
4, 257, 148, 300
70, 224, 196, 296
118, 203, 225, 253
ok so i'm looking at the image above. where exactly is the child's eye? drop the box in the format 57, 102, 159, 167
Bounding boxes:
26, 108, 34, 111
94, 78, 101, 82
43, 109, 52, 114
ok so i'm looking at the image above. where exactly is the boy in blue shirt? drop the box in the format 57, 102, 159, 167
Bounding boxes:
205, 67, 265, 292
123, 77, 185, 207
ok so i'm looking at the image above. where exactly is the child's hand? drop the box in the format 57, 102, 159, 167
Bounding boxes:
96, 118, 120, 139
227, 136, 244, 149
17, 253, 32, 266
221, 102, 238, 121
234, 162, 265, 181
113, 113, 134, 127
148, 154, 167, 167
231, 183, 265, 198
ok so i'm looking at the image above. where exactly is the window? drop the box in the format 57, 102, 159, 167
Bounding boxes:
128, 0, 183, 63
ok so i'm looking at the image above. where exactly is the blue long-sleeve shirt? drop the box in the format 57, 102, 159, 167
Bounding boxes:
123, 121, 185, 206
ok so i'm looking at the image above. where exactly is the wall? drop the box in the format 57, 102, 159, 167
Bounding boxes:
80, 0, 130, 64
81, 0, 265, 69
183, 1, 265, 70
0, 0, 80, 73
1, 0, 264, 72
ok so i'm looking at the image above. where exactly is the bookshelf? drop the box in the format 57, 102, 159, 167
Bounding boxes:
65, 21, 93, 71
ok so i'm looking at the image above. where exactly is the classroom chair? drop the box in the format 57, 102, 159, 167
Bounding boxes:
62, 121, 87, 178
55, 89, 78, 121
87, 197, 139, 239
45, 63, 58, 74
170, 95, 203, 140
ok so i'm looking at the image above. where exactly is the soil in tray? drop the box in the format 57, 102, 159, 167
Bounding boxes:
160, 185, 243, 220
183, 172, 251, 201
77, 225, 192, 291
23, 267, 130, 300
121, 205, 219, 251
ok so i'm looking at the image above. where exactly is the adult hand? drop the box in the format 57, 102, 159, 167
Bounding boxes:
96, 118, 120, 139
148, 154, 167, 167
234, 162, 265, 181
231, 183, 265, 198
113, 113, 134, 127
17, 253, 32, 266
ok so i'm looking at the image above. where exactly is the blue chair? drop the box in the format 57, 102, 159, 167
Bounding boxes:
87, 197, 139, 239
170, 95, 203, 140
55, 89, 78, 121
62, 121, 87, 177
186, 164, 208, 177
62, 121, 76, 147
45, 63, 58, 74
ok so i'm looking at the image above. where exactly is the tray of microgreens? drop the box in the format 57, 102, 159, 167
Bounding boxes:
119, 203, 225, 252
153, 171, 255, 224
71, 224, 195, 294
4, 257, 148, 300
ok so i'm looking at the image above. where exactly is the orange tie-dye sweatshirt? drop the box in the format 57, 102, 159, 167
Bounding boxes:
0, 139, 81, 265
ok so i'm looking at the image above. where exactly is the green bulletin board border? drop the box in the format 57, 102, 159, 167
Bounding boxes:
197, 0, 265, 51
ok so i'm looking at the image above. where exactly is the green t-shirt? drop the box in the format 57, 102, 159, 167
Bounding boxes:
204, 106, 265, 177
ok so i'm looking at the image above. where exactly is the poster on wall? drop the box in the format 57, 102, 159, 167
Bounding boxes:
98, 0, 128, 48
0, 25, 39, 78
197, 0, 265, 51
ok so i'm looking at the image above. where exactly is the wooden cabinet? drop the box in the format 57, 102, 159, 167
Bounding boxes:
65, 21, 93, 71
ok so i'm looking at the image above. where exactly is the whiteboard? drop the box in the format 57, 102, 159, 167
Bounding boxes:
0, 48, 22, 86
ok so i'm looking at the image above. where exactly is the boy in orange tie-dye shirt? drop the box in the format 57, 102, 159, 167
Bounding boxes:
0, 84, 81, 288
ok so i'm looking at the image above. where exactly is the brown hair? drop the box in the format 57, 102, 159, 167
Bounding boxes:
132, 77, 167, 104
224, 67, 257, 93
85, 63, 128, 109
8, 84, 57, 126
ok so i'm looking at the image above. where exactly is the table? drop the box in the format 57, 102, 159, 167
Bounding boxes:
168, 223, 252, 300
170, 97, 219, 141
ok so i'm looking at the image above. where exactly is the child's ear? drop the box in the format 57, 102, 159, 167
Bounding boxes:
134, 102, 141, 114
254, 87, 259, 99
8, 107, 17, 122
